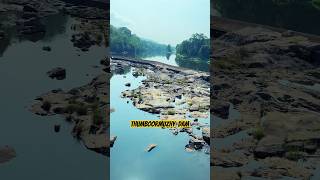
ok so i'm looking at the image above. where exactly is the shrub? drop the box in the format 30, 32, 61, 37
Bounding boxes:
167, 110, 175, 115
286, 150, 303, 161
65, 103, 88, 115
252, 127, 265, 141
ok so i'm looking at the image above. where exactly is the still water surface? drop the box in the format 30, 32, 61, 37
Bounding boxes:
0, 14, 108, 179
110, 70, 210, 180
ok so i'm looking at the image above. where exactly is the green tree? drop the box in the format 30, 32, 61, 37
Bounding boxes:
110, 25, 167, 57
176, 33, 210, 61
167, 44, 172, 53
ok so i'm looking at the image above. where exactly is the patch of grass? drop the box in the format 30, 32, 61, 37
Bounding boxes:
286, 150, 303, 161
252, 127, 265, 141
167, 110, 176, 115
65, 102, 88, 116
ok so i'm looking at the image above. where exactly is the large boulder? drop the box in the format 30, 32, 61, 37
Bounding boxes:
211, 100, 230, 119
254, 136, 285, 159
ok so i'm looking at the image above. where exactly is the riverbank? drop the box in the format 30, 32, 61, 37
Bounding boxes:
212, 25, 320, 179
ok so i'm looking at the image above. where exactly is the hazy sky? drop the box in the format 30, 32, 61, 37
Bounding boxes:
111, 0, 210, 46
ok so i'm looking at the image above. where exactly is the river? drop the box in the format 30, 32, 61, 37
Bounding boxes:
0, 14, 108, 179
110, 58, 210, 179
141, 54, 209, 72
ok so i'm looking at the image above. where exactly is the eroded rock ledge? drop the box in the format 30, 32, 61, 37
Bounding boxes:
211, 27, 320, 179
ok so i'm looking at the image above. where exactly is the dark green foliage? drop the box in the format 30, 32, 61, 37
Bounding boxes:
65, 101, 88, 116
110, 25, 167, 57
176, 33, 210, 61
167, 44, 172, 53
252, 127, 265, 141
167, 110, 175, 115
286, 150, 303, 161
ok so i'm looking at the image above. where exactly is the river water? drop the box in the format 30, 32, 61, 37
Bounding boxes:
110, 58, 210, 179
0, 14, 108, 179
143, 54, 209, 72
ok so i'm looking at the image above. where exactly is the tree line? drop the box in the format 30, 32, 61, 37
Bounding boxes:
110, 25, 168, 57
176, 33, 210, 61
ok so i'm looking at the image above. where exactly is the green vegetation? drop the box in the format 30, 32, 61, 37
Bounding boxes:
176, 33, 210, 61
167, 44, 172, 54
110, 25, 167, 57
313, 0, 320, 9
167, 110, 176, 115
285, 150, 303, 161
252, 126, 265, 141
65, 101, 88, 116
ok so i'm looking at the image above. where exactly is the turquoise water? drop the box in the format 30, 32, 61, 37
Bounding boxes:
110, 70, 210, 180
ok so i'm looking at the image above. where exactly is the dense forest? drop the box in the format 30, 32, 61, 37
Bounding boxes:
214, 0, 320, 35
176, 33, 210, 61
110, 25, 168, 57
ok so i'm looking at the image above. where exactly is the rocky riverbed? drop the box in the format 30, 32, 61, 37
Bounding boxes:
111, 57, 211, 152
211, 27, 320, 179
0, 0, 110, 156
0, 0, 108, 51
31, 66, 111, 155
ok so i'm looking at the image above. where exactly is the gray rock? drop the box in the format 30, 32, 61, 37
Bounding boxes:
47, 67, 66, 80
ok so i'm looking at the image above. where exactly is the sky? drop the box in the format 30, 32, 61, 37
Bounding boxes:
110, 0, 210, 46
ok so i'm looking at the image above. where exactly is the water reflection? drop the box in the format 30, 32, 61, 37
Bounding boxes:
0, 13, 68, 57
175, 56, 209, 72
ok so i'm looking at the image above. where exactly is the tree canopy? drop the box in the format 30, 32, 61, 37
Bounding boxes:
176, 33, 210, 61
110, 25, 167, 57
